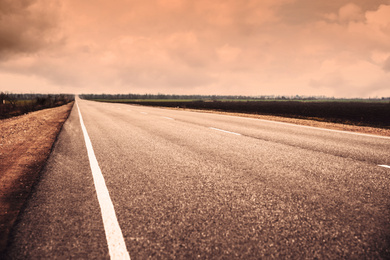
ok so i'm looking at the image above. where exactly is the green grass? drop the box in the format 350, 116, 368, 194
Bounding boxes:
2, 100, 36, 105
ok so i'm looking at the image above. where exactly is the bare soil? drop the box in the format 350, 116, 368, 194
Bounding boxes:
0, 102, 74, 252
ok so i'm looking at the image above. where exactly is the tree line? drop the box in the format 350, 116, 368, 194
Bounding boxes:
0, 92, 75, 119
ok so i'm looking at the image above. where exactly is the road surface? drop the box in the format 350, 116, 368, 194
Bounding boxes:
5, 98, 390, 259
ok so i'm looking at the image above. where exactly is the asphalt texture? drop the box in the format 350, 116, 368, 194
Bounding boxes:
5, 99, 390, 259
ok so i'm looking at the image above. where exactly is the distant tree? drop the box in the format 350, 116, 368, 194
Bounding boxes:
5, 93, 17, 108
0, 92, 5, 104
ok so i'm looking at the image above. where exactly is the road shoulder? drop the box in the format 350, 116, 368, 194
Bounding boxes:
0, 102, 74, 253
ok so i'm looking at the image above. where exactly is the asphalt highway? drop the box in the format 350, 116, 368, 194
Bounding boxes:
5, 98, 390, 259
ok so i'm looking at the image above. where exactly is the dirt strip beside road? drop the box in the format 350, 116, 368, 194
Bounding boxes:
0, 102, 74, 253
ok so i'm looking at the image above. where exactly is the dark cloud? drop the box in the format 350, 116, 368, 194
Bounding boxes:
0, 0, 34, 14
0, 0, 62, 58
383, 56, 390, 72
278, 0, 388, 24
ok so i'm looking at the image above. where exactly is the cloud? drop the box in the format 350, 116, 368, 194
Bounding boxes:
279, 0, 386, 24
216, 44, 242, 63
1, 0, 390, 97
383, 56, 390, 72
0, 0, 63, 58
338, 3, 364, 23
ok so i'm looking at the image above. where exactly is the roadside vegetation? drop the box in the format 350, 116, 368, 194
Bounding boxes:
0, 93, 75, 119
80, 94, 390, 129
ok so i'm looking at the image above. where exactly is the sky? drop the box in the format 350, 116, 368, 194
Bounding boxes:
0, 0, 390, 97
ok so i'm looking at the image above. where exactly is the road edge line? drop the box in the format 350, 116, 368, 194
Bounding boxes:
77, 102, 131, 260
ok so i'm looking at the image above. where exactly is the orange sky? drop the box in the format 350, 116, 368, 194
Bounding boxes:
1, 0, 390, 97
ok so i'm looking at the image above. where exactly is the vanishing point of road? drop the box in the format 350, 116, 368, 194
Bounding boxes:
5, 98, 390, 259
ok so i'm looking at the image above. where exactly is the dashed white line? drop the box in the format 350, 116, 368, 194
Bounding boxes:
379, 165, 390, 169
77, 103, 131, 260
209, 127, 241, 136
161, 116, 174, 120
140, 112, 148, 114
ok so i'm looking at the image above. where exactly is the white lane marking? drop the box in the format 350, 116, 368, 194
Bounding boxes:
209, 127, 241, 136
234, 116, 390, 140
77, 103, 131, 260
162, 116, 174, 120
140, 112, 148, 114
379, 165, 390, 169
127, 109, 132, 112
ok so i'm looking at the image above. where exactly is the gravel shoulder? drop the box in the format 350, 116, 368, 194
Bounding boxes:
0, 102, 74, 253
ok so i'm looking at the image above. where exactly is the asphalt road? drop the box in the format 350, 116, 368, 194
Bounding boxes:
5, 98, 390, 259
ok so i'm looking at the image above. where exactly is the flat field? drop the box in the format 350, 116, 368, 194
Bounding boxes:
92, 99, 390, 129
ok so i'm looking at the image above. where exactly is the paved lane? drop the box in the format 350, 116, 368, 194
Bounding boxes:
6, 99, 390, 259
5, 102, 109, 259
